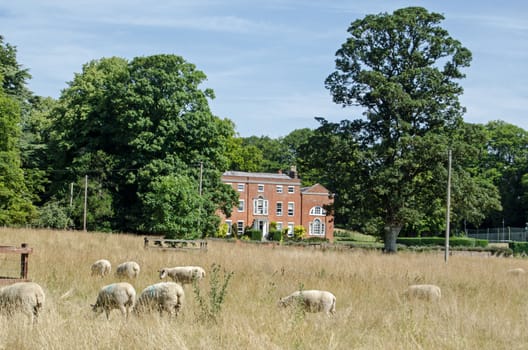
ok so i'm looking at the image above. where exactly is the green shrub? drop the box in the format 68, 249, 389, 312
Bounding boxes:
192, 263, 234, 324
509, 242, 528, 256
246, 228, 262, 241
397, 236, 488, 248
268, 229, 282, 241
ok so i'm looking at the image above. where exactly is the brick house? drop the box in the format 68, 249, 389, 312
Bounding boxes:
219, 168, 334, 242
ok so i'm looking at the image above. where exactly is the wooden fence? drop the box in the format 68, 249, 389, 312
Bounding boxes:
144, 237, 207, 251
0, 243, 33, 285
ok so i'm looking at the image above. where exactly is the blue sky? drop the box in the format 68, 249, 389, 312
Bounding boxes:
1, 1, 527, 137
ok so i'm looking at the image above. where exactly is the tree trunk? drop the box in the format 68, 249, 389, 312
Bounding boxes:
383, 225, 402, 253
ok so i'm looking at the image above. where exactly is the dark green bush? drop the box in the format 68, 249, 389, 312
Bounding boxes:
246, 228, 262, 241
397, 236, 488, 248
268, 230, 282, 241
509, 242, 528, 255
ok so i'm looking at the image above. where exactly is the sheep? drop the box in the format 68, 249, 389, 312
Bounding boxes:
278, 290, 336, 315
134, 282, 185, 317
91, 282, 136, 319
507, 267, 526, 276
159, 266, 206, 285
0, 281, 45, 323
404, 284, 441, 301
91, 259, 111, 277
115, 261, 140, 279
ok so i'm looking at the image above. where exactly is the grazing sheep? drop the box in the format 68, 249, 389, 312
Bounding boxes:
278, 290, 336, 315
91, 282, 136, 319
507, 267, 526, 276
134, 282, 185, 317
404, 284, 441, 301
91, 259, 111, 277
0, 282, 45, 323
159, 266, 206, 285
116, 261, 140, 279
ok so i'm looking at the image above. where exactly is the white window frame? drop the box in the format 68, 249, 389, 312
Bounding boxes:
287, 202, 294, 216
258, 184, 264, 192
287, 223, 294, 237
309, 218, 325, 236
276, 222, 283, 231
276, 185, 283, 193
253, 196, 269, 215
237, 221, 245, 235
309, 206, 326, 216
238, 200, 245, 212
237, 183, 245, 192
276, 201, 283, 216
225, 220, 233, 236
288, 186, 295, 194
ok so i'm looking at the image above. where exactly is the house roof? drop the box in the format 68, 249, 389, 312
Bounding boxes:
222, 171, 294, 180
301, 183, 331, 195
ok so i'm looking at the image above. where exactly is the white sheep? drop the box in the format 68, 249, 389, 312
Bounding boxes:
0, 281, 45, 323
278, 290, 336, 314
404, 284, 441, 301
507, 267, 526, 276
134, 282, 185, 317
91, 259, 111, 277
159, 266, 206, 285
91, 282, 136, 319
116, 261, 140, 279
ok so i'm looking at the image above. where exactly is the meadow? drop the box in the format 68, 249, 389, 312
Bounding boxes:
1, 227, 528, 349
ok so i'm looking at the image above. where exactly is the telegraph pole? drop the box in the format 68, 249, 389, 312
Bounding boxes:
445, 150, 452, 263
83, 175, 88, 232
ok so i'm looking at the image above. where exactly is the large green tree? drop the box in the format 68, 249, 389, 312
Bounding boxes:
0, 36, 37, 224
48, 54, 237, 237
322, 7, 495, 252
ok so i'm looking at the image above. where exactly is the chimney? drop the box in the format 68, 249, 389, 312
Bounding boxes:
289, 165, 297, 179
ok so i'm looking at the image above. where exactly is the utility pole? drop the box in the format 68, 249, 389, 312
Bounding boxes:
83, 175, 88, 232
70, 182, 74, 207
445, 149, 452, 263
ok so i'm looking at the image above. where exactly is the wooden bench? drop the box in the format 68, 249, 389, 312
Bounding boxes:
144, 237, 207, 251
0, 243, 33, 285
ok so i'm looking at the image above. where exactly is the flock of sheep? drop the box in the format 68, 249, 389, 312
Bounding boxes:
3, 255, 525, 323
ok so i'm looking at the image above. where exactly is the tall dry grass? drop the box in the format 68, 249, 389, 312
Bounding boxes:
1, 227, 528, 349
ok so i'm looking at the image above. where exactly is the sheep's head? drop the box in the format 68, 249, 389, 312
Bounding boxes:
159, 269, 168, 279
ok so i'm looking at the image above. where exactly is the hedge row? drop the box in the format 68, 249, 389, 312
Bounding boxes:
397, 236, 488, 248
509, 241, 528, 255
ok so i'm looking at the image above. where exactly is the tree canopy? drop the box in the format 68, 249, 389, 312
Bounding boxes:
47, 54, 238, 237
319, 7, 498, 251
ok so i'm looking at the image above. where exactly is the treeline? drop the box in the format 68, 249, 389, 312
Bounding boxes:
1, 8, 527, 243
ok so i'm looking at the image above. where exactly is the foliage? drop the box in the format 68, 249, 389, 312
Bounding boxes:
397, 236, 488, 248
509, 242, 528, 256
246, 228, 262, 241
192, 263, 234, 324
47, 54, 238, 235
217, 223, 229, 238
33, 199, 73, 229
303, 7, 500, 252
267, 229, 282, 241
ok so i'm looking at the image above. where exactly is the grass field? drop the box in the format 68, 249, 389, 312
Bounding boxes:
1, 227, 528, 349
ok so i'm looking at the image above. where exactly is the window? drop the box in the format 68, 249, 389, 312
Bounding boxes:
238, 200, 245, 212
288, 186, 295, 193
309, 218, 325, 236
237, 184, 245, 191
276, 222, 283, 231
287, 223, 294, 237
287, 202, 294, 216
276, 185, 283, 193
237, 221, 245, 235
253, 196, 269, 215
225, 220, 232, 236
258, 184, 264, 192
309, 206, 326, 216
276, 202, 283, 216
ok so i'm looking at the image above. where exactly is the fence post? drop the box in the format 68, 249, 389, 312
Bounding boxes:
20, 243, 29, 280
